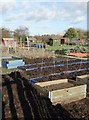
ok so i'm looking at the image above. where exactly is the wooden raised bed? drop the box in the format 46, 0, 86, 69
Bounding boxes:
34, 79, 87, 105
76, 74, 89, 92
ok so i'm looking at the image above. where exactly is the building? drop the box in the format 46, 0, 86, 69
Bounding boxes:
47, 38, 60, 46
60, 38, 87, 45
26, 37, 37, 43
71, 38, 87, 45
2, 38, 16, 47
53, 38, 60, 45
60, 38, 70, 44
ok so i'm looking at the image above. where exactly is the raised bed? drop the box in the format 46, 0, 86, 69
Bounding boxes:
67, 52, 89, 57
18, 59, 89, 72
76, 74, 89, 92
2, 73, 89, 119
2, 56, 25, 69
18, 60, 89, 70
34, 79, 87, 105
24, 56, 73, 64
18, 58, 89, 82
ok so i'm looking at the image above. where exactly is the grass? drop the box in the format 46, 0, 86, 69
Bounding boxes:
47, 44, 89, 52
48, 45, 76, 51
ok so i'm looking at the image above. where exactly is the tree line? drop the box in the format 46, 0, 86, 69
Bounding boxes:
63, 28, 87, 39
0, 26, 89, 44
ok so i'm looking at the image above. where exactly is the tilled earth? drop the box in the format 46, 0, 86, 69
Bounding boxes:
21, 57, 89, 82
2, 57, 89, 120
2, 72, 89, 120
24, 57, 83, 64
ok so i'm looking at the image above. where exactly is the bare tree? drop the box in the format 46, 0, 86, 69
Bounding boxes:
14, 26, 29, 45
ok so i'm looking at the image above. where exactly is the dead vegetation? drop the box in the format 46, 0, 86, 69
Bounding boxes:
2, 47, 54, 58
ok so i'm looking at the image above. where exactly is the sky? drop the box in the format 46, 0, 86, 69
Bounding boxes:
0, 0, 88, 36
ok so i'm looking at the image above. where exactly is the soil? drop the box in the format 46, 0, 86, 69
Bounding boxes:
42, 82, 74, 91
2, 72, 89, 120
64, 98, 89, 119
21, 58, 85, 69
20, 57, 89, 82
24, 57, 82, 64
2, 57, 89, 120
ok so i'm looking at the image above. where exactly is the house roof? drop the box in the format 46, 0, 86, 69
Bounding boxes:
28, 37, 37, 41
71, 38, 80, 42
49, 38, 59, 40
2, 38, 14, 41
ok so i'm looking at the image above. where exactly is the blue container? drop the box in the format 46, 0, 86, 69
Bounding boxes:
2, 56, 25, 69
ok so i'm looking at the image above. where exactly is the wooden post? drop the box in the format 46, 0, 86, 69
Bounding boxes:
27, 36, 29, 50
48, 91, 52, 102
8, 46, 10, 53
15, 41, 16, 53
20, 37, 22, 48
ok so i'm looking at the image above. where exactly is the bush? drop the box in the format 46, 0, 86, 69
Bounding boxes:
74, 46, 86, 53
55, 49, 70, 55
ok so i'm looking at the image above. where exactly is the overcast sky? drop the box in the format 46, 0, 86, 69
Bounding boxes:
0, 0, 88, 35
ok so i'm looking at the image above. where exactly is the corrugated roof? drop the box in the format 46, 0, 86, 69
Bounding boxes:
71, 38, 80, 42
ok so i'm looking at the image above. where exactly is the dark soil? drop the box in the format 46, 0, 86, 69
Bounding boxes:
43, 82, 74, 91
2, 72, 89, 120
24, 57, 86, 66
2, 57, 89, 120
20, 57, 89, 82
64, 98, 89, 119
24, 57, 82, 64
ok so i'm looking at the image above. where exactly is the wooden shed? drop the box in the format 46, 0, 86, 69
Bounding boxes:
2, 38, 16, 47
60, 38, 70, 44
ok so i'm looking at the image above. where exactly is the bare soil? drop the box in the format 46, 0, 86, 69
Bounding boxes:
2, 57, 89, 120
2, 72, 89, 120
20, 57, 89, 82
43, 82, 74, 91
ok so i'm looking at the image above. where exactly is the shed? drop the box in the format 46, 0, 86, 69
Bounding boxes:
53, 38, 60, 45
2, 38, 16, 47
47, 38, 60, 46
60, 38, 70, 44
71, 38, 80, 44
27, 37, 37, 43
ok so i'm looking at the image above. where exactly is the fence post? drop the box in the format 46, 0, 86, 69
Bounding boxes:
48, 91, 52, 102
